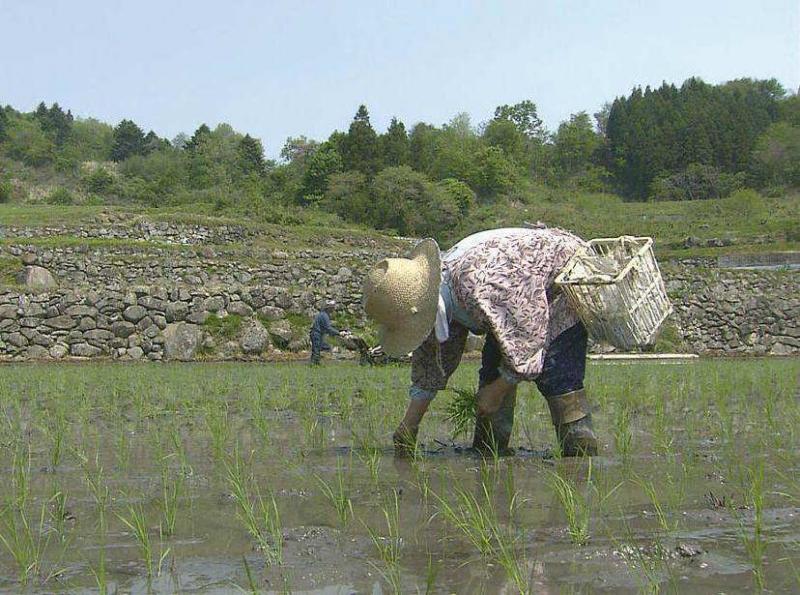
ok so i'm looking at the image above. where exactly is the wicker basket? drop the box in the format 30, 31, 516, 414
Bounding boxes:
555, 236, 673, 349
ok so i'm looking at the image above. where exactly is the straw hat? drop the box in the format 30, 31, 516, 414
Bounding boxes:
362, 238, 442, 357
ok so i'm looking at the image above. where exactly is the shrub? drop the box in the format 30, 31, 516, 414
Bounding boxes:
46, 187, 74, 205
81, 167, 115, 193
0, 180, 11, 203
722, 189, 768, 221
650, 163, 744, 201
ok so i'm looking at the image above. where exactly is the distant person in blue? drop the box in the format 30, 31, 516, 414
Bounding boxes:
310, 300, 342, 365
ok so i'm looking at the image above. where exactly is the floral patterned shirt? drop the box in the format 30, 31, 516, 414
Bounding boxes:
410, 227, 586, 398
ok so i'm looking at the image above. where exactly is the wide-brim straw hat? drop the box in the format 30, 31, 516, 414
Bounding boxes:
362, 238, 441, 357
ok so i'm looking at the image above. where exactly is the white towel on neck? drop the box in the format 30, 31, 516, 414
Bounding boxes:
434, 294, 449, 343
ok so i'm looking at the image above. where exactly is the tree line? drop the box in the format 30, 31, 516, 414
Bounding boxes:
0, 76, 798, 236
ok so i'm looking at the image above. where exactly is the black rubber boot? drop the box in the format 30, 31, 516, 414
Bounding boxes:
472, 387, 517, 456
546, 389, 598, 456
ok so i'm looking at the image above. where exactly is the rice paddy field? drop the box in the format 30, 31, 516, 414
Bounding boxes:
0, 358, 798, 594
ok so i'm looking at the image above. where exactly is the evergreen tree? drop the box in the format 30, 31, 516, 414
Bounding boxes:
605, 78, 783, 198
342, 105, 380, 175
184, 123, 211, 151
111, 119, 146, 161
408, 122, 438, 174
237, 134, 266, 176
380, 117, 409, 167
33, 101, 73, 146
142, 130, 168, 155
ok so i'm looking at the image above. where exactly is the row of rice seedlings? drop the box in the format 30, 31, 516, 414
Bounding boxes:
224, 446, 283, 565
433, 479, 531, 594
205, 401, 232, 462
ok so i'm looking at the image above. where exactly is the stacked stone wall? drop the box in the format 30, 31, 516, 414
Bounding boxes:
0, 240, 797, 361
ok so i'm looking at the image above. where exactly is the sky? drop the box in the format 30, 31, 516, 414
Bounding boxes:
1, 0, 798, 157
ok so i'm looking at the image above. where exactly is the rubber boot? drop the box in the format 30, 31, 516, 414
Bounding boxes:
472, 387, 517, 456
545, 389, 598, 456
393, 423, 419, 458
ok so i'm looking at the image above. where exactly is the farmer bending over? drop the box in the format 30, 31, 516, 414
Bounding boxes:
309, 300, 342, 365
362, 227, 598, 457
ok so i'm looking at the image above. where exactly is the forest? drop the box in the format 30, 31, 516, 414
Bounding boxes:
1, 76, 798, 239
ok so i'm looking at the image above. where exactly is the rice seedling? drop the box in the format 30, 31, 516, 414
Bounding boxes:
737, 461, 767, 590
42, 410, 67, 471
224, 446, 283, 565
117, 502, 171, 580
546, 463, 592, 546
356, 442, 382, 485
167, 422, 193, 477
315, 457, 353, 526
0, 501, 51, 585
11, 443, 32, 510
47, 488, 72, 542
114, 425, 132, 472
205, 401, 231, 461
433, 478, 530, 593
444, 387, 477, 440
160, 464, 183, 537
612, 402, 633, 460
432, 479, 497, 557
364, 490, 403, 593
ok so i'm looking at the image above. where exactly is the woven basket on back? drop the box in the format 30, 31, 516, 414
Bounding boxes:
555, 236, 673, 349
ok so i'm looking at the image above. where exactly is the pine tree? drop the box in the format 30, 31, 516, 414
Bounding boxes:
380, 117, 409, 167
33, 102, 73, 146
111, 119, 146, 161
237, 134, 266, 176
342, 105, 380, 175
184, 124, 211, 151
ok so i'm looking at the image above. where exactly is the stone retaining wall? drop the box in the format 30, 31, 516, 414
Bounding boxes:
0, 221, 253, 245
665, 265, 799, 355
0, 243, 797, 361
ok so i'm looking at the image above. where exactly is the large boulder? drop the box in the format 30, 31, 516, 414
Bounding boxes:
163, 322, 202, 361
227, 301, 253, 317
123, 305, 148, 323
16, 266, 57, 290
268, 319, 294, 349
165, 301, 189, 323
240, 320, 270, 354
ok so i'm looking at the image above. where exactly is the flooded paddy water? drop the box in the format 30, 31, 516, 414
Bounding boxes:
0, 358, 797, 593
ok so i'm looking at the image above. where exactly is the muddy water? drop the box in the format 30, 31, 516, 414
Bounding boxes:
0, 359, 798, 593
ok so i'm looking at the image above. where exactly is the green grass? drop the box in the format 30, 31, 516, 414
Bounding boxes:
2, 190, 797, 259
202, 313, 243, 340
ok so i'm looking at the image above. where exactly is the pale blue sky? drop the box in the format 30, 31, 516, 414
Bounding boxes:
2, 1, 798, 157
